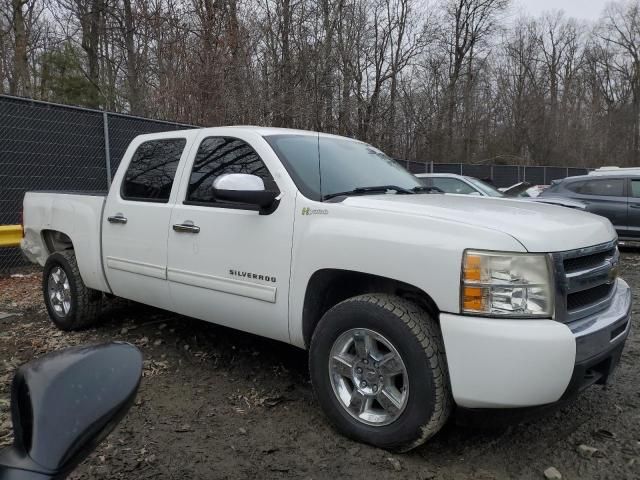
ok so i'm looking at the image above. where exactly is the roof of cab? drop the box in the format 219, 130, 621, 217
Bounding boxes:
226, 125, 354, 140
132, 125, 364, 144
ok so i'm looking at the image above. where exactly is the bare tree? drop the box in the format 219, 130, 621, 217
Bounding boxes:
598, 0, 640, 164
441, 0, 509, 155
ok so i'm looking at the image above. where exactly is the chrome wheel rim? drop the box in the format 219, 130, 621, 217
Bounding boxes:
48, 266, 71, 317
329, 328, 409, 426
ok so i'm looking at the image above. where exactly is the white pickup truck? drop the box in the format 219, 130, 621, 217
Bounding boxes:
21, 127, 631, 451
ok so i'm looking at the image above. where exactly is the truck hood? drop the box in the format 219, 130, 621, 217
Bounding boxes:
342, 194, 616, 252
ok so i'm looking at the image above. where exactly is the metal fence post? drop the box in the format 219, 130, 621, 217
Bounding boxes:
103, 112, 112, 188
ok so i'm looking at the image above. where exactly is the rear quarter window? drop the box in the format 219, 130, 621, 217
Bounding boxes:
564, 181, 585, 193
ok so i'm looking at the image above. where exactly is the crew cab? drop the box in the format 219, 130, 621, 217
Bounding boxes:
21, 127, 631, 451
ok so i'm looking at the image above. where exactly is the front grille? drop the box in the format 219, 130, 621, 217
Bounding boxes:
567, 283, 614, 311
563, 248, 616, 274
553, 241, 618, 323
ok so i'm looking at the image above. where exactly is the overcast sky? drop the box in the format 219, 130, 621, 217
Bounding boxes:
515, 0, 607, 22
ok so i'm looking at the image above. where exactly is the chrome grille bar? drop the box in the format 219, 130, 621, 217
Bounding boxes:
552, 240, 619, 323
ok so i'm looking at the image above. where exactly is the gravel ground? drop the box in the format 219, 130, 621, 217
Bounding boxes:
1, 252, 640, 480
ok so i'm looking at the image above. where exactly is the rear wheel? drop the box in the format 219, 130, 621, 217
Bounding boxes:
309, 294, 451, 452
43, 251, 102, 330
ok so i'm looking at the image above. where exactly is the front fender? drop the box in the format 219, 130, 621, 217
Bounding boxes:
287, 199, 525, 347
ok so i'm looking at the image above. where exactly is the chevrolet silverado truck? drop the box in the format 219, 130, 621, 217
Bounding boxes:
21, 127, 631, 451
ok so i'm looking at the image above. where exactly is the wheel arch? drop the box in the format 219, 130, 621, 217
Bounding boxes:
39, 229, 110, 294
41, 229, 74, 254
301, 269, 440, 348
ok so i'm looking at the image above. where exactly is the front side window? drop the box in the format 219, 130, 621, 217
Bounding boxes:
186, 137, 278, 205
431, 178, 478, 195
122, 138, 186, 202
578, 179, 624, 197
265, 134, 422, 201
631, 179, 640, 198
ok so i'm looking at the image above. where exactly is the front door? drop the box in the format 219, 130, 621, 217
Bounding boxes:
102, 136, 189, 310
166, 134, 295, 342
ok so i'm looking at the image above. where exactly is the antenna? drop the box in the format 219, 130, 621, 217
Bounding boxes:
317, 131, 323, 199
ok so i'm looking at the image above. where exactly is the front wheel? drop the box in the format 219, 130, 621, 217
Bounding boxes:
309, 294, 452, 452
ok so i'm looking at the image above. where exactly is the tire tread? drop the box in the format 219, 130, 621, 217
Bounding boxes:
43, 250, 102, 330
313, 293, 453, 451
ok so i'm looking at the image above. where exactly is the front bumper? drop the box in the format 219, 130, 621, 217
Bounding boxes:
440, 278, 631, 410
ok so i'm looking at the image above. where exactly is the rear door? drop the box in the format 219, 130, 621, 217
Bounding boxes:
568, 177, 627, 236
626, 178, 640, 238
102, 134, 191, 310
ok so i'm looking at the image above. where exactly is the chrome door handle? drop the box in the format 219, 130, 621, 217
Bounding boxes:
107, 215, 128, 224
173, 223, 200, 233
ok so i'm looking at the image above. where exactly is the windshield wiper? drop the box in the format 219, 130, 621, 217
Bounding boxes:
322, 185, 415, 201
411, 185, 444, 194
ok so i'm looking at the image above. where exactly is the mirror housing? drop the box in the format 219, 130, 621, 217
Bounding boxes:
212, 173, 280, 213
0, 342, 143, 479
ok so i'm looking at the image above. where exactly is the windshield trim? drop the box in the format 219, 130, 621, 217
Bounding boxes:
264, 133, 323, 201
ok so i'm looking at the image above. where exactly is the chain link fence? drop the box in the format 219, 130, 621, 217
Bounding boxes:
0, 94, 193, 271
404, 161, 590, 187
1, 95, 592, 272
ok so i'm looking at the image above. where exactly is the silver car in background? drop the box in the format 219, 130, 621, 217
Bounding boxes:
415, 173, 586, 210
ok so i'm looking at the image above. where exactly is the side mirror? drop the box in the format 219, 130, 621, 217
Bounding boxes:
0, 342, 142, 479
212, 173, 279, 213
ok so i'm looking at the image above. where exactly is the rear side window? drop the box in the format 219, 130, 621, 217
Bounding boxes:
122, 139, 186, 202
576, 179, 624, 197
631, 179, 640, 198
186, 137, 278, 206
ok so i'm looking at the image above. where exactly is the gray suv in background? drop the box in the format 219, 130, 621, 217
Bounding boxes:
540, 174, 640, 240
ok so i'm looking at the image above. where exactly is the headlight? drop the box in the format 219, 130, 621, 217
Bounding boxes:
461, 250, 554, 317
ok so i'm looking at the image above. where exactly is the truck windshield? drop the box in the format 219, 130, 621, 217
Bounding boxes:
264, 134, 422, 201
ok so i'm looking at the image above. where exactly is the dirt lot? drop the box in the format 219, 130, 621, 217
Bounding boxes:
1, 253, 640, 480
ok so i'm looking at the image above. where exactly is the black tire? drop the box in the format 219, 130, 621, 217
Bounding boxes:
42, 250, 102, 331
309, 294, 452, 452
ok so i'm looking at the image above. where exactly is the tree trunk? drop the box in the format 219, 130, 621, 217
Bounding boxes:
123, 0, 141, 114
11, 0, 30, 96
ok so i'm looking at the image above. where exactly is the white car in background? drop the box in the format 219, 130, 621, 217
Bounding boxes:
500, 181, 548, 198
415, 173, 585, 209
589, 166, 640, 176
